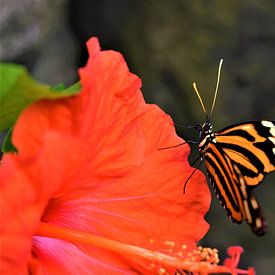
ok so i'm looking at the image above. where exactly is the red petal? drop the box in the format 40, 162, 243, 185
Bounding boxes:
2, 37, 211, 273
1, 154, 48, 274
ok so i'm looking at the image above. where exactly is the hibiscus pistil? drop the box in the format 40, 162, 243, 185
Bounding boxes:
35, 222, 254, 274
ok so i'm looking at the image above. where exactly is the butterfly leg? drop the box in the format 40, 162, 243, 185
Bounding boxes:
183, 156, 203, 193
158, 140, 198, 150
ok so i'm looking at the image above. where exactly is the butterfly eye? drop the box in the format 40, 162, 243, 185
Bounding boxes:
204, 124, 210, 131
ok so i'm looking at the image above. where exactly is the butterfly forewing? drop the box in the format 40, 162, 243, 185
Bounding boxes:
203, 143, 243, 223
201, 120, 275, 235
215, 121, 275, 180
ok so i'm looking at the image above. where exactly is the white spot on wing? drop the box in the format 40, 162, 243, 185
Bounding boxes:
268, 137, 275, 145
262, 120, 274, 128
244, 200, 252, 223
251, 198, 259, 209
262, 121, 275, 136
256, 218, 262, 229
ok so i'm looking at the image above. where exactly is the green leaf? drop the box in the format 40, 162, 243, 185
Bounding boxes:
0, 63, 81, 131
1, 128, 17, 153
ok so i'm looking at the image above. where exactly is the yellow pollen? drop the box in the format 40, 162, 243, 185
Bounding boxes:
158, 267, 167, 275
164, 241, 175, 248
181, 244, 187, 250
184, 246, 220, 265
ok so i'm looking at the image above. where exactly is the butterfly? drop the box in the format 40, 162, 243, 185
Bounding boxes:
187, 60, 275, 235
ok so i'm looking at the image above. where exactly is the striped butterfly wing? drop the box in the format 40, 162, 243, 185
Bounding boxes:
203, 120, 275, 235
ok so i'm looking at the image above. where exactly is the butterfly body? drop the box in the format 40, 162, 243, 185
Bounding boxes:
196, 120, 275, 235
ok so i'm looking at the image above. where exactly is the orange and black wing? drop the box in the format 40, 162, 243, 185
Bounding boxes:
204, 120, 275, 235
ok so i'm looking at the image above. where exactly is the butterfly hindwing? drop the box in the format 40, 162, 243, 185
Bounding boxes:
231, 163, 267, 235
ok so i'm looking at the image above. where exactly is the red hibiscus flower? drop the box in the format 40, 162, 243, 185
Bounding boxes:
0, 38, 253, 274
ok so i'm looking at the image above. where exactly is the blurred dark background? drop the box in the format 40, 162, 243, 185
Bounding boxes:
1, 0, 275, 273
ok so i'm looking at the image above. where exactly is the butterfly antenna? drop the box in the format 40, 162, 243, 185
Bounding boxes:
192, 82, 209, 120
209, 59, 223, 117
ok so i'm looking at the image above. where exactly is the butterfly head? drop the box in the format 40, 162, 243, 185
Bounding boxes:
196, 121, 213, 141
